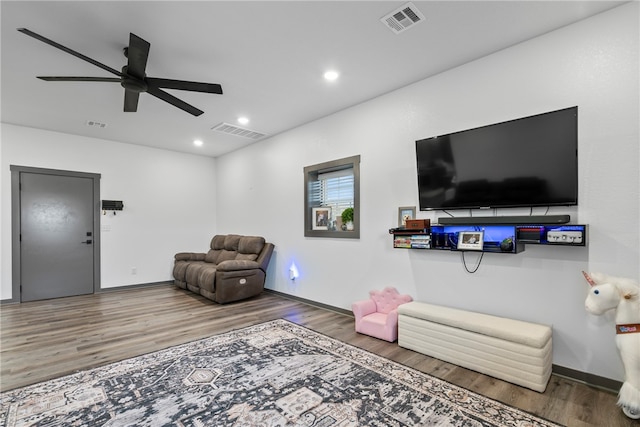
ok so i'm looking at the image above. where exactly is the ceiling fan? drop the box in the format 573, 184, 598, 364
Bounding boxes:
17, 28, 223, 116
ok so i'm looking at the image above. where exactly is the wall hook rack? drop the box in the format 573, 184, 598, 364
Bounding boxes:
102, 200, 124, 215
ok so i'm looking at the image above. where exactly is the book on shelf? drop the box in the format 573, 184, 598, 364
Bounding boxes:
394, 235, 431, 249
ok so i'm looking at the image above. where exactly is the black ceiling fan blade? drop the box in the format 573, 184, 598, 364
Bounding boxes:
147, 87, 204, 116
146, 78, 223, 94
124, 89, 140, 112
18, 28, 123, 78
37, 76, 121, 83
126, 33, 150, 79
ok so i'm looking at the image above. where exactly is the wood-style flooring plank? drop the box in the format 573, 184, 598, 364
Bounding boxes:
0, 285, 634, 426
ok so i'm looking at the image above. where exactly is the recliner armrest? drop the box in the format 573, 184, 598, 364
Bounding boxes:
217, 260, 261, 271
174, 252, 206, 261
256, 243, 275, 272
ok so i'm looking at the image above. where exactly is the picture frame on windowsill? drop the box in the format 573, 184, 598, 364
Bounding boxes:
312, 207, 331, 230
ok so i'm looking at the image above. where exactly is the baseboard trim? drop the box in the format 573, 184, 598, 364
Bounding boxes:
1, 281, 174, 305
264, 288, 622, 392
98, 281, 174, 293
0, 297, 20, 305
263, 288, 353, 317
552, 364, 622, 393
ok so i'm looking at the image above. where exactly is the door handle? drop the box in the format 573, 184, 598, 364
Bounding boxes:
81, 240, 93, 245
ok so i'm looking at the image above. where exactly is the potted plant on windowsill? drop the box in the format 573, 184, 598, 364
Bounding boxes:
341, 207, 354, 231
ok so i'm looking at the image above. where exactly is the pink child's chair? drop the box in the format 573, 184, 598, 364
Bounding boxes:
352, 286, 413, 342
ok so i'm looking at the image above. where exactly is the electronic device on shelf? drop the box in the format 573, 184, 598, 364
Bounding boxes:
516, 224, 586, 246
415, 106, 578, 211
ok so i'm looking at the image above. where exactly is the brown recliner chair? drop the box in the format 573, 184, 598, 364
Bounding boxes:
173, 234, 274, 304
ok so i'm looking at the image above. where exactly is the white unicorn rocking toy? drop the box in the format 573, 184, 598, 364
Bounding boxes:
582, 271, 640, 419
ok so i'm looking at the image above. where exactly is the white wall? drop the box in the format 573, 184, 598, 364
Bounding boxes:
216, 3, 639, 381
1, 124, 217, 294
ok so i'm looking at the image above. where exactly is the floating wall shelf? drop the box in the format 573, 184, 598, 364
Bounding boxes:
390, 224, 587, 254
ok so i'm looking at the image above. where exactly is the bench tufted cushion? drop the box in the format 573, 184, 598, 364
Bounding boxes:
398, 301, 551, 349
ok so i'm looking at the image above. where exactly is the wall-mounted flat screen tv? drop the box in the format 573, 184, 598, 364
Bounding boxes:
415, 106, 578, 211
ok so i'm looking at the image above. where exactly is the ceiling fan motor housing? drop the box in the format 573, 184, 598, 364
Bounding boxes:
120, 65, 147, 92
120, 78, 148, 92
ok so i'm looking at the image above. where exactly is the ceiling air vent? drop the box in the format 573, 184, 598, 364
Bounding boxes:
380, 2, 425, 34
85, 120, 107, 128
211, 122, 267, 140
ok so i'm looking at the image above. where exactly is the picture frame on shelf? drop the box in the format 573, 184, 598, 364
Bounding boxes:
457, 231, 484, 251
312, 207, 331, 230
398, 206, 416, 227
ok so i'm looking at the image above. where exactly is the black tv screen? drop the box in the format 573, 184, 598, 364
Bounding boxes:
416, 106, 578, 211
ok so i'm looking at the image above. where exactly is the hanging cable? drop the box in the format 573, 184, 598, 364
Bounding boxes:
461, 251, 484, 273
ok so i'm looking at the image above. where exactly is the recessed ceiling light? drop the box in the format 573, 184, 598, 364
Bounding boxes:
324, 70, 339, 81
238, 116, 249, 125
193, 139, 203, 147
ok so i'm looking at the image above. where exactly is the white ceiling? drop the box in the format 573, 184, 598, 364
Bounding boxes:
1, 1, 627, 157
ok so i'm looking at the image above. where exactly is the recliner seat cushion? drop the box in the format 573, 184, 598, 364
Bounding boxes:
173, 261, 190, 282
198, 265, 218, 293
236, 253, 258, 261
185, 263, 207, 288
217, 250, 237, 263
174, 260, 205, 282
204, 250, 221, 263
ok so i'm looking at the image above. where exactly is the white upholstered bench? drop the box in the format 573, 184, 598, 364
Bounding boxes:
398, 301, 552, 392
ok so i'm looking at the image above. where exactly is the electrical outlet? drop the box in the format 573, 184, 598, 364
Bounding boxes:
547, 230, 583, 244
131, 267, 137, 275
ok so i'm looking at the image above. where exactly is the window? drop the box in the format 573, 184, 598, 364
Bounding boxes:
304, 155, 360, 238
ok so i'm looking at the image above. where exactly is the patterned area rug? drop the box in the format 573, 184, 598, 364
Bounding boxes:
1, 319, 562, 426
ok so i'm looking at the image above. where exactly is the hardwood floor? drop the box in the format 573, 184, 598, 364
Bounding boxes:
0, 285, 634, 426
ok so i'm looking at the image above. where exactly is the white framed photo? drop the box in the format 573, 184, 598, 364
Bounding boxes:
457, 231, 484, 251
312, 207, 331, 230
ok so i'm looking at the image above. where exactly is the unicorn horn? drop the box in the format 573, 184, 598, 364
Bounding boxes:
582, 271, 597, 287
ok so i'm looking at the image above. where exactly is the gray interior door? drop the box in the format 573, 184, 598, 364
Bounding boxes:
20, 172, 95, 302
